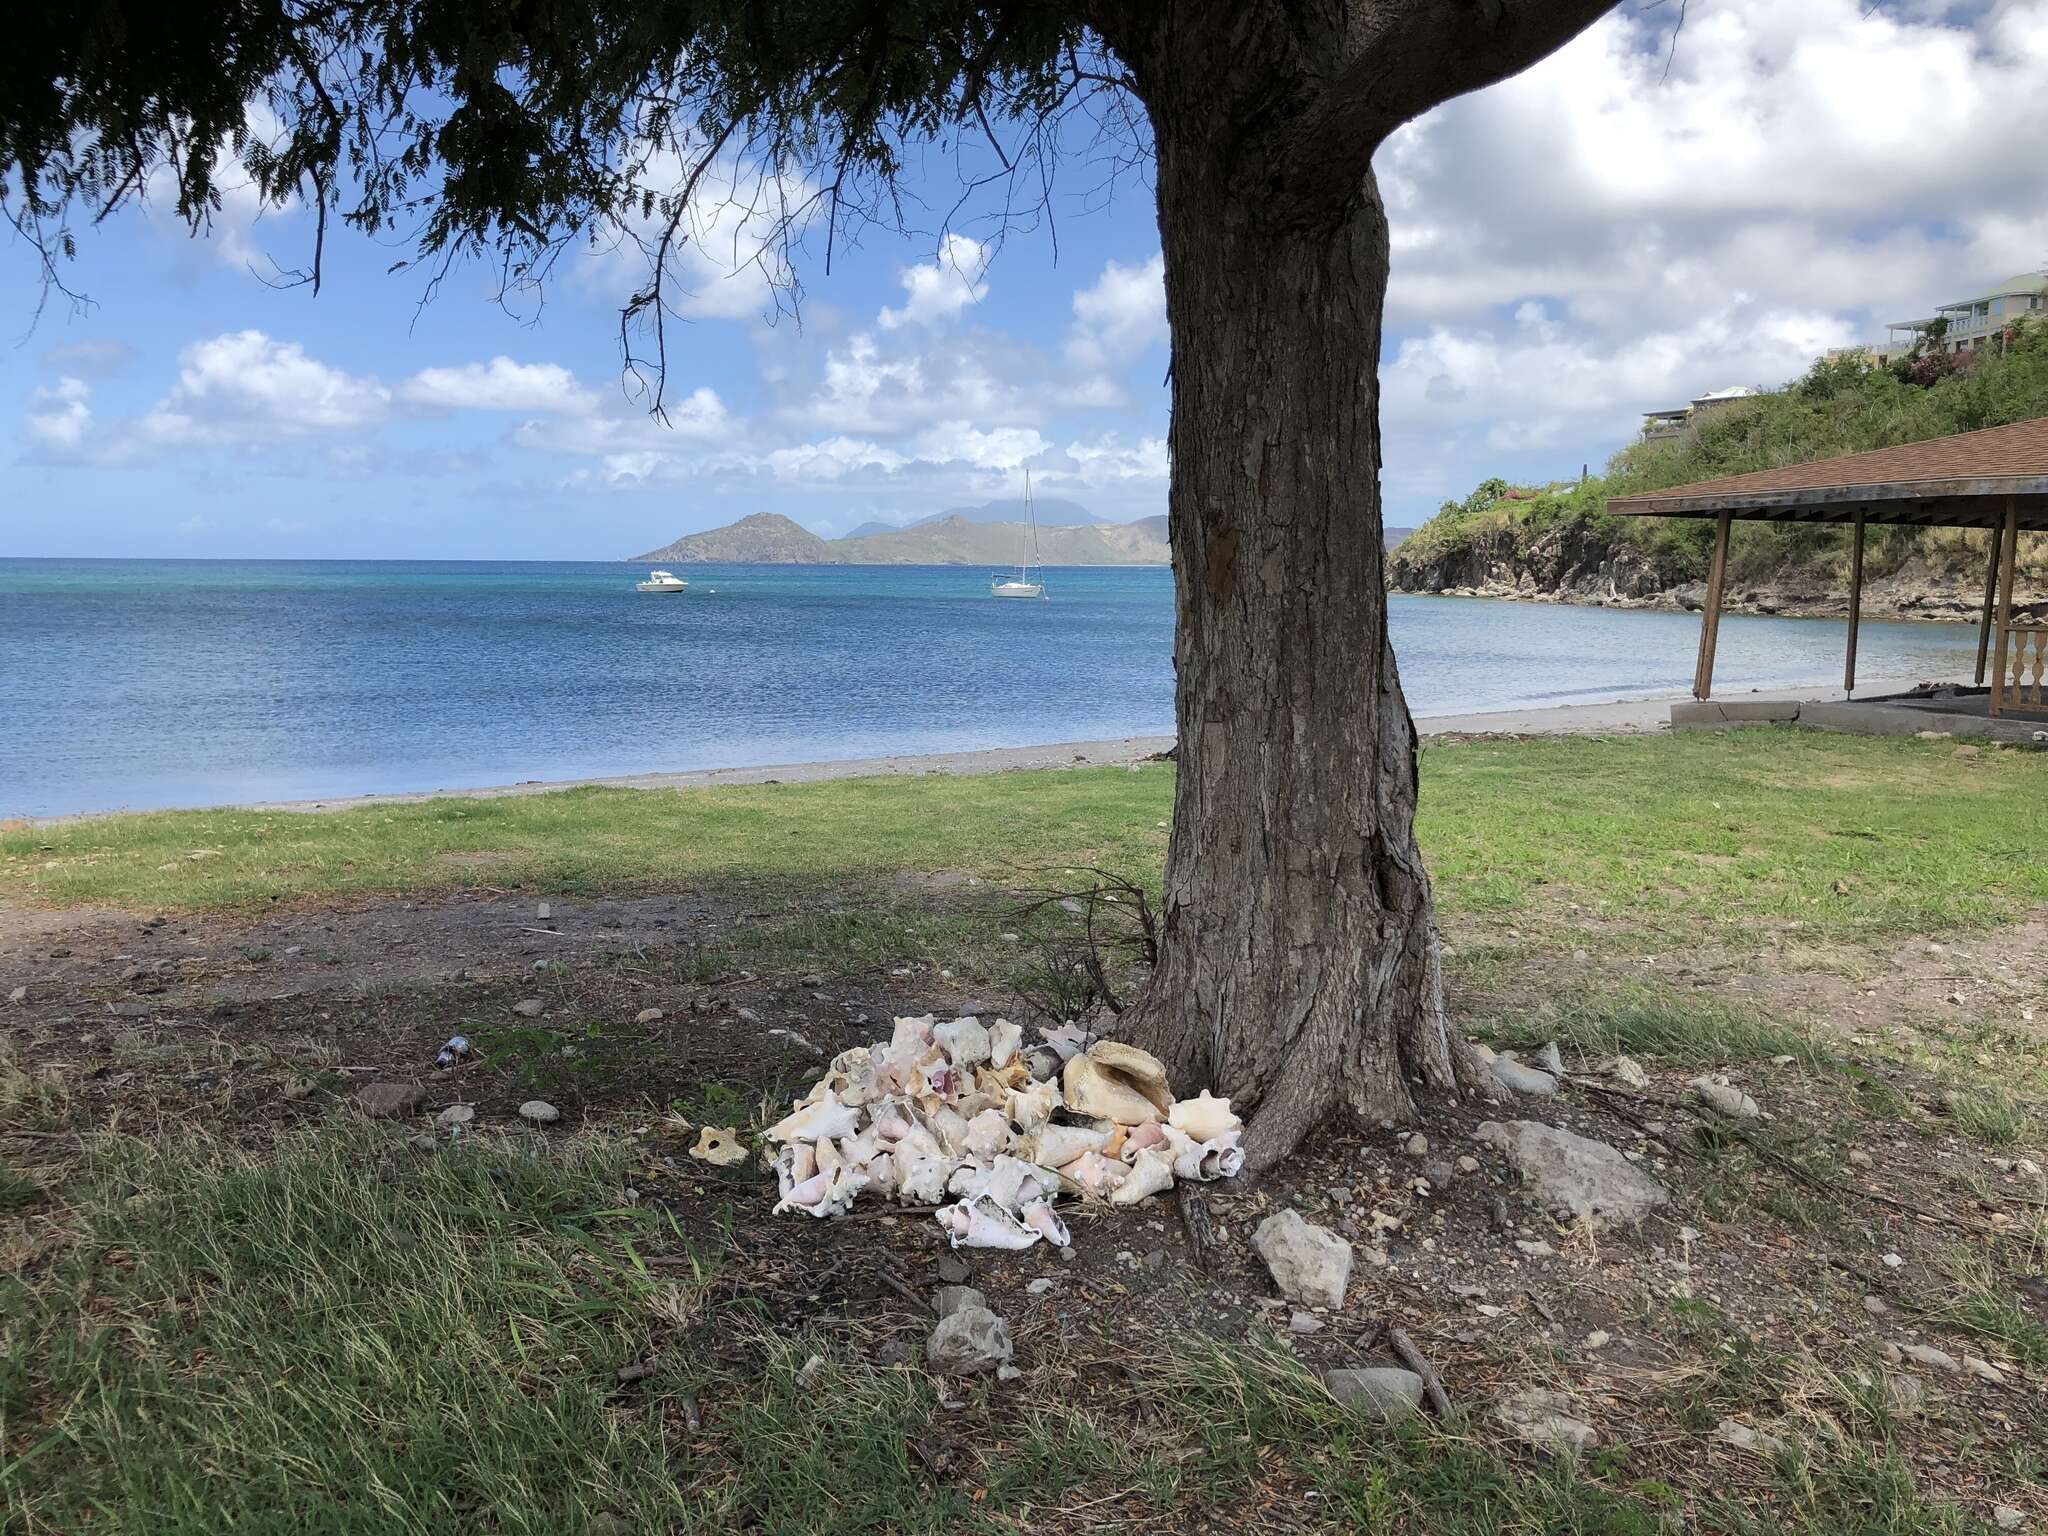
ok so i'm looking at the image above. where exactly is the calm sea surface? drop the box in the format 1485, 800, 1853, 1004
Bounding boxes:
1, 559, 1980, 816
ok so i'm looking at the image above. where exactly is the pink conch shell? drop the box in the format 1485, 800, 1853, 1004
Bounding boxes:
987, 1024, 1024, 1073
1122, 1121, 1169, 1157
964, 1108, 1012, 1162
935, 1192, 1039, 1249
1167, 1090, 1241, 1144
1031, 1121, 1113, 1167
890, 1014, 938, 1055
895, 1154, 952, 1204
870, 1103, 913, 1142
1108, 1145, 1176, 1206
1021, 1200, 1071, 1246
1162, 1124, 1245, 1182
768, 1093, 860, 1144
1058, 1150, 1130, 1199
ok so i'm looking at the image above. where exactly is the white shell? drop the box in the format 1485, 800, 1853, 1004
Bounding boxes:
690, 1125, 749, 1166
1168, 1090, 1241, 1144
964, 1108, 1013, 1162
767, 1093, 860, 1144
1108, 1145, 1176, 1205
987, 1018, 1023, 1070
1031, 1121, 1113, 1167
1058, 1149, 1130, 1199
1063, 1053, 1164, 1126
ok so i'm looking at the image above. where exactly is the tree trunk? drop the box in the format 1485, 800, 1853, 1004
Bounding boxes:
1113, 114, 1480, 1173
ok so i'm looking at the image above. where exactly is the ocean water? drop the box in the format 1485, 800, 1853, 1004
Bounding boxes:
1, 559, 1980, 817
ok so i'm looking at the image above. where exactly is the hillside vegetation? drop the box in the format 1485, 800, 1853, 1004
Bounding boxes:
1390, 318, 2048, 606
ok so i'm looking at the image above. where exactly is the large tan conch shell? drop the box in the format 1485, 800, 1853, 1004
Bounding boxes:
691, 1125, 748, 1166
1167, 1090, 1241, 1144
1109, 1145, 1176, 1206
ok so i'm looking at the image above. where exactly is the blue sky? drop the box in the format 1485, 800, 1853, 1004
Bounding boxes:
7, 0, 2047, 560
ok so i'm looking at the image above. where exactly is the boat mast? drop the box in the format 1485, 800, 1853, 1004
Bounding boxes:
1024, 468, 1038, 580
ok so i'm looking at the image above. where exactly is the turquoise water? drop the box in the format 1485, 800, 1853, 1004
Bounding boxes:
0, 559, 1979, 816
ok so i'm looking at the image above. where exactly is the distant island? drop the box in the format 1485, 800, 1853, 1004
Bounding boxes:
633, 507, 1171, 566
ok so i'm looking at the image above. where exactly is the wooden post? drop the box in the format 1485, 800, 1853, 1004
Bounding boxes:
1844, 509, 1866, 695
1990, 495, 2020, 716
1693, 510, 1733, 701
1975, 519, 2005, 686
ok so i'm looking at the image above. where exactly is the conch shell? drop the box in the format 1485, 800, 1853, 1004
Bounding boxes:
1167, 1090, 1240, 1144
1028, 1121, 1113, 1168
988, 1018, 1023, 1070
1063, 1043, 1171, 1125
1108, 1144, 1176, 1206
691, 1125, 748, 1166
767, 1093, 859, 1144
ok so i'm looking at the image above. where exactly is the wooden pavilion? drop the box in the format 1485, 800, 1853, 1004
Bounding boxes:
1607, 416, 2048, 716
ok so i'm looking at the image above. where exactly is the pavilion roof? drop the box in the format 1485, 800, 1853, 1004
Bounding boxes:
1607, 416, 2048, 530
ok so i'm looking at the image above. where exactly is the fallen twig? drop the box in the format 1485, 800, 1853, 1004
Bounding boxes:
1388, 1326, 1453, 1417
1177, 1184, 1215, 1271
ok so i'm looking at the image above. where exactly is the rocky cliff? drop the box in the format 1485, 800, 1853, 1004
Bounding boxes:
634, 513, 831, 564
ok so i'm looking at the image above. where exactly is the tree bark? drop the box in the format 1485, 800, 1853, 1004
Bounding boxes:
1111, 35, 1484, 1173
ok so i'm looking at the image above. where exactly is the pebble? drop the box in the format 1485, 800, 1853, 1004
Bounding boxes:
1253, 1210, 1353, 1310
512, 998, 544, 1017
1611, 1055, 1649, 1090
1862, 1295, 1888, 1318
1713, 1418, 1788, 1457
1994, 1507, 2026, 1531
1026, 1277, 1057, 1295
1456, 1155, 1481, 1175
1323, 1367, 1423, 1421
356, 1081, 425, 1119
437, 1103, 476, 1130
537, 902, 552, 919
1583, 1330, 1610, 1350
1896, 1342, 1957, 1372
1691, 1076, 1762, 1120
1403, 1132, 1429, 1156
1514, 1239, 1556, 1259
1495, 1387, 1598, 1456
936, 1252, 972, 1284
5, 986, 25, 1003
1536, 1042, 1565, 1075
1847, 1149, 1874, 1169
1962, 1355, 2008, 1384
927, 1307, 1013, 1375
1289, 1311, 1325, 1335
1491, 1058, 1559, 1097
519, 1099, 561, 1124
1881, 1252, 1905, 1269
635, 1007, 665, 1024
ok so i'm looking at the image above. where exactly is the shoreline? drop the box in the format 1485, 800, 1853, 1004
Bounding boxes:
16, 670, 1957, 826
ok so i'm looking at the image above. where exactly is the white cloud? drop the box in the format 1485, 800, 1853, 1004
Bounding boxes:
878, 234, 989, 330
1066, 254, 1167, 374
400, 358, 596, 415
908, 422, 1045, 470
154, 330, 389, 441
27, 378, 93, 451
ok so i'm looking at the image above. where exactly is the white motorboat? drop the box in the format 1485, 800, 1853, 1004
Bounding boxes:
990, 471, 1047, 600
635, 569, 689, 594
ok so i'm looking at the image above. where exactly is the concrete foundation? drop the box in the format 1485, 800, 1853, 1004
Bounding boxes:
1674, 687, 2048, 744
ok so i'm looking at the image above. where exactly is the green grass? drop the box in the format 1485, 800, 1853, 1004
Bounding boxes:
8, 733, 2046, 950
1475, 983, 1829, 1068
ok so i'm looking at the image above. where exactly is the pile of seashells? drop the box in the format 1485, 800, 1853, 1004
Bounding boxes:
768, 1013, 1244, 1248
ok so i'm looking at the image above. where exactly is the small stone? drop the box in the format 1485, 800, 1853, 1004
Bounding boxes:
1993, 1506, 2026, 1531
519, 1099, 561, 1124
1496, 1388, 1598, 1456
1456, 1155, 1481, 1175
1423, 1160, 1455, 1188
1691, 1077, 1762, 1120
282, 1072, 318, 1101
936, 1251, 972, 1284
996, 1363, 1025, 1382
1253, 1210, 1353, 1310
617, 1359, 657, 1384
1403, 1132, 1429, 1156
1882, 1252, 1905, 1269
512, 998, 544, 1017
932, 1285, 987, 1319
1961, 1354, 2008, 1384
927, 1306, 1013, 1374
1583, 1330, 1611, 1350
736, 1006, 761, 1023
635, 1007, 665, 1024
1611, 1056, 1649, 1090
1491, 1058, 1558, 1097
437, 1103, 476, 1130
1514, 1239, 1556, 1259
1475, 1120, 1669, 1229
1143, 1249, 1168, 1271
5, 985, 25, 1003
356, 1081, 425, 1119
1289, 1311, 1325, 1335
1026, 1277, 1057, 1295
1536, 1042, 1565, 1075
1847, 1149, 1874, 1169
1862, 1295, 1888, 1318
537, 902, 552, 919
1885, 1373, 1924, 1414
1323, 1367, 1424, 1421
1713, 1418, 1788, 1457
1897, 1342, 1957, 1372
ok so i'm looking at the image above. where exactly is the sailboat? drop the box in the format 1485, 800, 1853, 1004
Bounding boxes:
989, 470, 1048, 599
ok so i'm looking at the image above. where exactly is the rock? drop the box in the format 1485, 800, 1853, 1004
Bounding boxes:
5, 985, 25, 1003
1492, 1058, 1558, 1097
1323, 1367, 1423, 1422
1474, 1121, 1669, 1229
1962, 1354, 2008, 1384
512, 998, 545, 1017
1691, 1076, 1762, 1120
1253, 1210, 1353, 1310
1862, 1295, 1888, 1318
1713, 1418, 1788, 1457
1514, 1239, 1556, 1259
1536, 1042, 1565, 1075
936, 1251, 972, 1284
1496, 1388, 1598, 1456
1403, 1132, 1429, 1156
282, 1072, 318, 1102
1289, 1311, 1325, 1335
1611, 1056, 1649, 1090
356, 1081, 424, 1119
927, 1306, 1013, 1374
1583, 1330, 1611, 1350
635, 1007, 665, 1024
1993, 1506, 2026, 1530
437, 1103, 476, 1130
1423, 1160, 1455, 1188
1884, 1373, 1925, 1415
1456, 1155, 1481, 1175
932, 1285, 987, 1319
1897, 1342, 1957, 1372
1026, 1277, 1058, 1295
1847, 1149, 1874, 1169
996, 1363, 1025, 1382
519, 1099, 561, 1124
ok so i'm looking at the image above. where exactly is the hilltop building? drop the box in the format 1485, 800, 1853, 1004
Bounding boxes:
1878, 272, 2048, 362
1640, 385, 1761, 443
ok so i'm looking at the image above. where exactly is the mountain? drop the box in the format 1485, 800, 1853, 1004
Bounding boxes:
842, 519, 902, 538
633, 512, 831, 564
629, 510, 1169, 566
1384, 526, 1417, 550
906, 497, 1105, 529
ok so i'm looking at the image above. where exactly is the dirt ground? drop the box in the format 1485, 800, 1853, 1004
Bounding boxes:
3, 885, 2044, 1527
